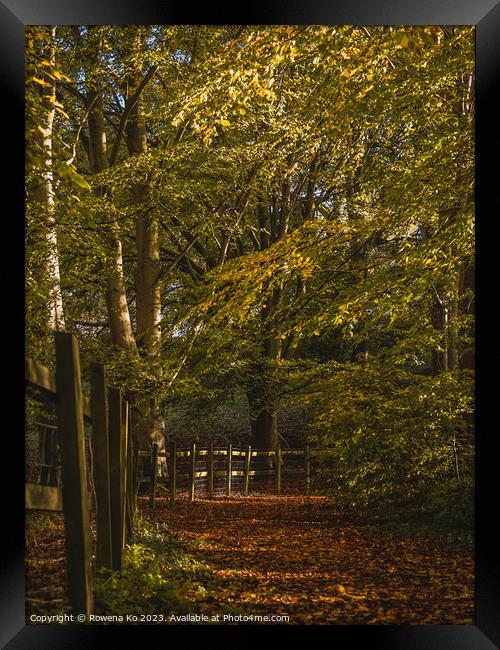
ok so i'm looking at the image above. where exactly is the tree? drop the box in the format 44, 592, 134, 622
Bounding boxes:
26, 26, 66, 342
25, 25, 474, 517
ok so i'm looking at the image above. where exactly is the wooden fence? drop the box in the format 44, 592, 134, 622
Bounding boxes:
144, 441, 312, 505
25, 332, 138, 617
25, 333, 321, 615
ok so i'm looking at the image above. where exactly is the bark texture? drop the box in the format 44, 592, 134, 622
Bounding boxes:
85, 26, 137, 352
29, 26, 65, 331
123, 29, 164, 455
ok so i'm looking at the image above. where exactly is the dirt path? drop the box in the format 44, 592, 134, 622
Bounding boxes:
148, 494, 474, 625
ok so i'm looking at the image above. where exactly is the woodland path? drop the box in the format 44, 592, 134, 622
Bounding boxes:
146, 494, 474, 624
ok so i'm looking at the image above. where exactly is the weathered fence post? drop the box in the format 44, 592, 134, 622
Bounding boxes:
305, 444, 311, 495
130, 409, 138, 515
150, 441, 159, 507
169, 441, 176, 504
120, 400, 128, 550
90, 363, 112, 570
226, 443, 232, 496
132, 447, 139, 515
108, 387, 124, 571
244, 445, 251, 496
126, 421, 135, 541
208, 442, 214, 499
275, 444, 282, 495
54, 332, 93, 616
190, 442, 196, 502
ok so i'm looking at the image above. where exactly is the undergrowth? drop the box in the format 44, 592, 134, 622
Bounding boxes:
93, 515, 238, 621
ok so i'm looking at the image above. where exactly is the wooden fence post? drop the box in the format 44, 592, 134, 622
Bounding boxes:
244, 445, 251, 496
90, 363, 112, 570
150, 441, 159, 507
226, 443, 232, 496
54, 332, 93, 616
190, 442, 196, 502
120, 400, 128, 550
132, 446, 139, 516
108, 387, 124, 571
126, 421, 134, 541
305, 444, 311, 495
130, 409, 138, 515
208, 442, 214, 499
275, 444, 282, 495
169, 441, 176, 504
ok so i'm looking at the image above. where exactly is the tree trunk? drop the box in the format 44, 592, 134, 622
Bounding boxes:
28, 26, 65, 331
134, 198, 161, 355
85, 26, 136, 352
124, 36, 161, 357
419, 224, 449, 373
447, 272, 460, 370
248, 386, 278, 450
431, 299, 448, 373
104, 234, 137, 350
124, 29, 163, 453
459, 262, 474, 370
444, 64, 473, 372
248, 286, 282, 452
247, 369, 278, 472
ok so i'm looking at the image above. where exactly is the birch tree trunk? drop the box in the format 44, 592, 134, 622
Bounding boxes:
28, 26, 65, 332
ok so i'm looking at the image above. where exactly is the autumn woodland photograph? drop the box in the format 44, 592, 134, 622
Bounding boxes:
25, 25, 474, 626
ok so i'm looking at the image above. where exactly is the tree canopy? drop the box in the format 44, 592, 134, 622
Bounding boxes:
26, 25, 474, 521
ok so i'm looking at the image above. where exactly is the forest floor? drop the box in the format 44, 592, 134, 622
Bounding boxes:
25, 493, 474, 625
142, 493, 474, 624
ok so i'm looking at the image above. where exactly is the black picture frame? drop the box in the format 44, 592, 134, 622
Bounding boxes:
4, 1, 499, 647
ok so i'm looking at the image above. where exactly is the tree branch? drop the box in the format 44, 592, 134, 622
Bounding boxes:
109, 64, 158, 166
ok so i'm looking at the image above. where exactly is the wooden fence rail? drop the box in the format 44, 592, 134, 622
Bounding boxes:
145, 443, 315, 505
25, 333, 138, 615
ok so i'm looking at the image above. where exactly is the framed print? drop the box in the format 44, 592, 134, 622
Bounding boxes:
3, 0, 499, 647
